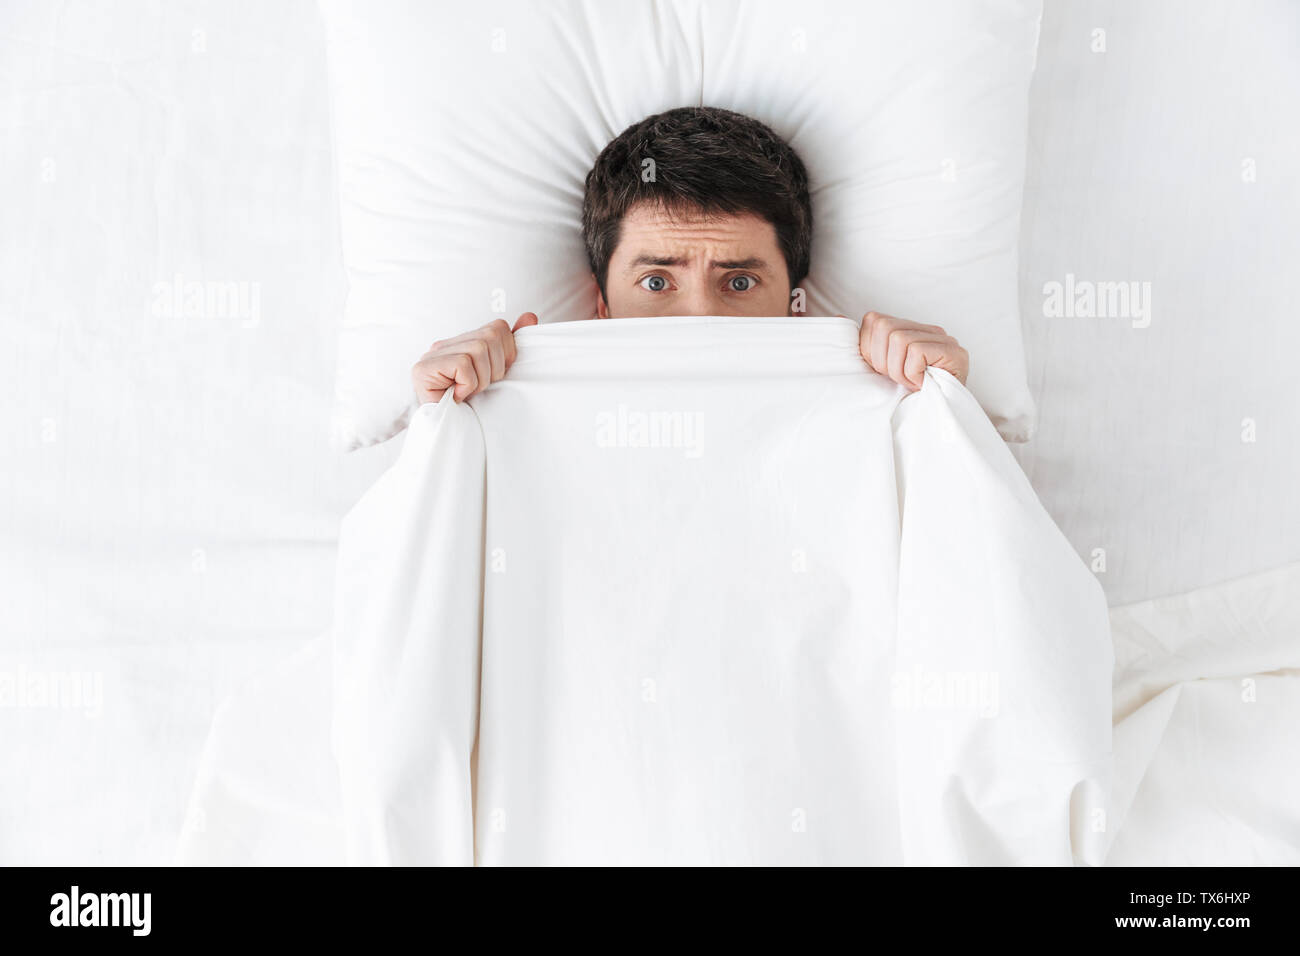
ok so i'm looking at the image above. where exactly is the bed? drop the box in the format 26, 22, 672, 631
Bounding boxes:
0, 0, 1296, 865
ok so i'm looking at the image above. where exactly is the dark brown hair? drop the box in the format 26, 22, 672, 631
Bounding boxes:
581, 106, 812, 298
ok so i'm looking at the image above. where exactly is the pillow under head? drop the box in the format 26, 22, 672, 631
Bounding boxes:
320, 0, 1042, 449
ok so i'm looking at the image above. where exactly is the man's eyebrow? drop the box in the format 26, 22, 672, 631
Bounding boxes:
624, 254, 771, 272
711, 257, 768, 271
626, 255, 688, 271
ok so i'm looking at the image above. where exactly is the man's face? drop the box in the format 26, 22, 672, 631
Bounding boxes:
596, 203, 792, 318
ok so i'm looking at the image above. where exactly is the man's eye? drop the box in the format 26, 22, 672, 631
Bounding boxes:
639, 275, 669, 292
728, 275, 756, 292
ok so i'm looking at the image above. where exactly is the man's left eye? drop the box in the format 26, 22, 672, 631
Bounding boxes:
728, 275, 756, 292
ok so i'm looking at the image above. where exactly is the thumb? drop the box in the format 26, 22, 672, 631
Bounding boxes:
512, 312, 539, 332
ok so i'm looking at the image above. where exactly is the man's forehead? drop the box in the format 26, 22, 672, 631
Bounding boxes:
620, 202, 772, 238
615, 204, 779, 265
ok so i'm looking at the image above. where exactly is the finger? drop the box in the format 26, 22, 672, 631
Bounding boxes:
479, 319, 516, 370
860, 311, 880, 359
411, 360, 446, 404
863, 310, 947, 344
924, 340, 969, 385
450, 353, 479, 402
459, 338, 492, 396
867, 317, 895, 375
902, 342, 930, 391
886, 329, 922, 388
887, 330, 952, 389
498, 321, 518, 369
491, 321, 517, 369
413, 379, 446, 404
439, 344, 487, 401
477, 325, 507, 382
490, 335, 507, 382
899, 337, 966, 390
862, 311, 901, 340
506, 313, 538, 368
430, 329, 481, 352
907, 341, 963, 389
863, 313, 908, 374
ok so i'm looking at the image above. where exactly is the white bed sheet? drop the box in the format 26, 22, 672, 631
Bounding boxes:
1105, 561, 1300, 865
0, 0, 396, 865
329, 319, 1112, 866
173, 559, 1300, 866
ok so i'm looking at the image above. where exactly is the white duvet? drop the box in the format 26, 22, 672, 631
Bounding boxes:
329, 316, 1113, 866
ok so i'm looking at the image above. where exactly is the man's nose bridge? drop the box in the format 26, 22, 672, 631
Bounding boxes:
681, 275, 720, 315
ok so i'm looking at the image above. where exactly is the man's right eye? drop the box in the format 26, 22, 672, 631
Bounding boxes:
639, 274, 669, 292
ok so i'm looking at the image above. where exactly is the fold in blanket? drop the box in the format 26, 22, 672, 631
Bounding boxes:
329, 316, 1113, 865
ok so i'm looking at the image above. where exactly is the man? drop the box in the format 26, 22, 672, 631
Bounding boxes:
411, 106, 969, 402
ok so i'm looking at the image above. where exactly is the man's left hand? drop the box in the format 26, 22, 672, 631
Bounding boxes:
858, 311, 969, 391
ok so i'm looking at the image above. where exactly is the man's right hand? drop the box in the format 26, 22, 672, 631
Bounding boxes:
411, 312, 539, 404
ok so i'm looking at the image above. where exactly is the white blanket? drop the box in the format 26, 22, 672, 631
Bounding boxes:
329, 316, 1113, 865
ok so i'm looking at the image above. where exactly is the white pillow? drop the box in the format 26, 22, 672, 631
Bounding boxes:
320, 0, 1041, 449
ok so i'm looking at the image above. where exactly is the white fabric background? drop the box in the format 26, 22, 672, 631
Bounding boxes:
0, 0, 396, 865
1, 0, 1296, 864
1010, 0, 1300, 606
